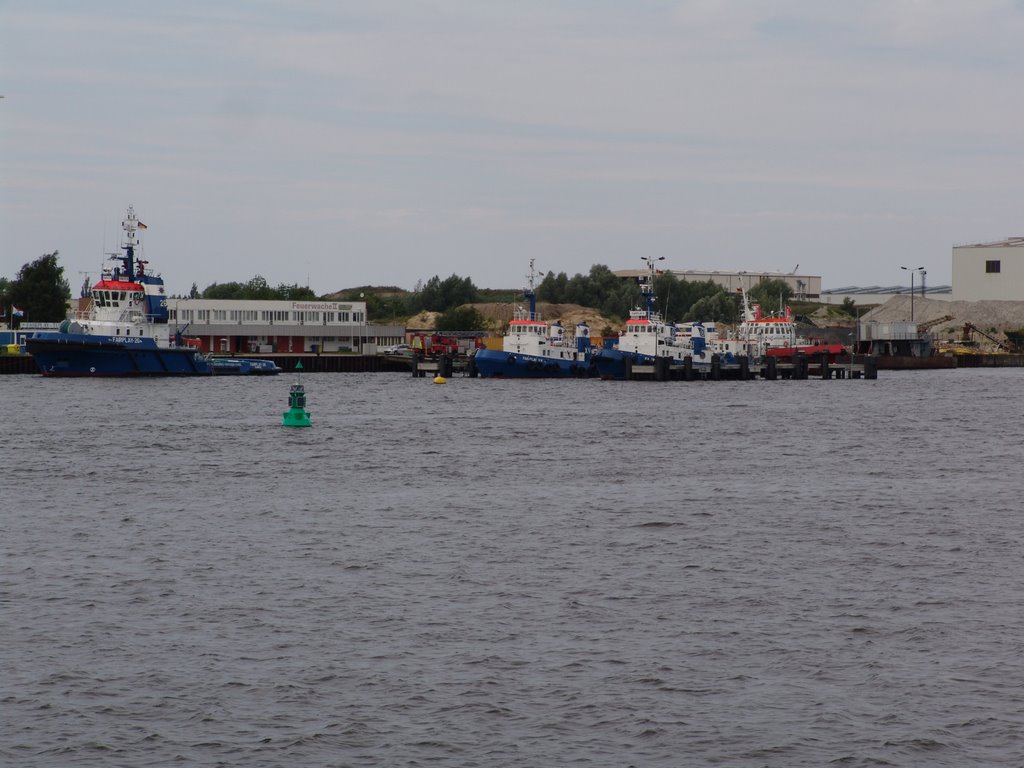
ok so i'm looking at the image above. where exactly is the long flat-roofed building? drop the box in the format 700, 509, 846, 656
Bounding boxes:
168, 298, 404, 354
613, 268, 822, 300
821, 285, 953, 305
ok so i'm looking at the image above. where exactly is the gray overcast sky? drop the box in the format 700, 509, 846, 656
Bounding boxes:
3, 1, 1023, 296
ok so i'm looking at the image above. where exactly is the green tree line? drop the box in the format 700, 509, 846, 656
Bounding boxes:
3, 249, 799, 331
195, 275, 317, 301
536, 266, 795, 325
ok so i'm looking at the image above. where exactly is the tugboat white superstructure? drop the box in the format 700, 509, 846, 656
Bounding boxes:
713, 289, 845, 362
591, 256, 714, 380
27, 206, 278, 376
472, 259, 594, 378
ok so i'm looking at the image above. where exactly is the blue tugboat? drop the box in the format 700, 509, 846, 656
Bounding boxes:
591, 256, 714, 380
27, 206, 277, 377
472, 259, 594, 378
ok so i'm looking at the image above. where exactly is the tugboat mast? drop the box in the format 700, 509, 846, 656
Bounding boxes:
640, 256, 665, 318
524, 258, 538, 320
114, 204, 143, 279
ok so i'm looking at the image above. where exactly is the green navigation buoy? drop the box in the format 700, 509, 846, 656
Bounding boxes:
282, 361, 312, 427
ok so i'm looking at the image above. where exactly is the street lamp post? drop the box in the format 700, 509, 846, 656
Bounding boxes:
900, 266, 925, 322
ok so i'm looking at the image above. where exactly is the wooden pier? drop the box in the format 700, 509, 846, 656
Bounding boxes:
411, 354, 456, 378
622, 353, 878, 381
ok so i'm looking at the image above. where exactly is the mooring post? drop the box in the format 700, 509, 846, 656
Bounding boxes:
864, 355, 878, 379
738, 355, 750, 380
793, 352, 807, 380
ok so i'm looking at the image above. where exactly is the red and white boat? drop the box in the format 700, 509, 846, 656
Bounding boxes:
714, 290, 846, 361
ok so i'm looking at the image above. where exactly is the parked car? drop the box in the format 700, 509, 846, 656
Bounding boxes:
381, 343, 412, 355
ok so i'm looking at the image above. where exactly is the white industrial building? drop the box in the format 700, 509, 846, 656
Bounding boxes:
613, 269, 822, 299
167, 298, 404, 354
952, 237, 1024, 301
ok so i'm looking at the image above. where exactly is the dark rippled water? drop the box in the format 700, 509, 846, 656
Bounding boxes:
3, 369, 1024, 767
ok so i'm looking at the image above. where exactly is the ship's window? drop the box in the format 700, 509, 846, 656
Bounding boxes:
116, 328, 120, 335
986, 260, 1001, 274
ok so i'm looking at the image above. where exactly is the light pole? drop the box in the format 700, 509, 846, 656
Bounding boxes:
900, 266, 925, 322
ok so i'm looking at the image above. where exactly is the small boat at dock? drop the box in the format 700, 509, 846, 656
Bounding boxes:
208, 357, 282, 375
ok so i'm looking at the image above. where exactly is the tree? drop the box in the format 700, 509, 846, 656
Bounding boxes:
688, 291, 740, 324
6, 252, 72, 323
435, 305, 486, 332
747, 279, 793, 314
537, 271, 569, 303
660, 278, 721, 323
201, 281, 246, 299
245, 274, 275, 300
189, 282, 200, 299
275, 283, 317, 301
200, 277, 317, 301
409, 273, 478, 313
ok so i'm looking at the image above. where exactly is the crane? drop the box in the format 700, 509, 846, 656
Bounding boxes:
962, 322, 1014, 352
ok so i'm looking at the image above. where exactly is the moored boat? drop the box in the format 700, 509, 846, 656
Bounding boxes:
472, 260, 594, 378
591, 257, 715, 380
713, 290, 845, 362
208, 357, 282, 375
27, 206, 278, 377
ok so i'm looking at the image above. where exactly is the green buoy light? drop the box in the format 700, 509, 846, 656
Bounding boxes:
282, 361, 312, 427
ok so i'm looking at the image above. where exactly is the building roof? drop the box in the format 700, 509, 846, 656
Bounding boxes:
822, 285, 952, 295
954, 237, 1024, 248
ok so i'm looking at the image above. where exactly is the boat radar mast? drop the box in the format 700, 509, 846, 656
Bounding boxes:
639, 256, 665, 318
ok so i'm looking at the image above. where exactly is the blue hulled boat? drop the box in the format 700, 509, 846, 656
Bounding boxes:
27, 206, 276, 377
591, 256, 715, 380
472, 260, 594, 379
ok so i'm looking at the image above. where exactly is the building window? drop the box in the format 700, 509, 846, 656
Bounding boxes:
986, 260, 1001, 273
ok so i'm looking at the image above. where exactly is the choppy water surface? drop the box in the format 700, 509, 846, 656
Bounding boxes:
3, 369, 1024, 767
